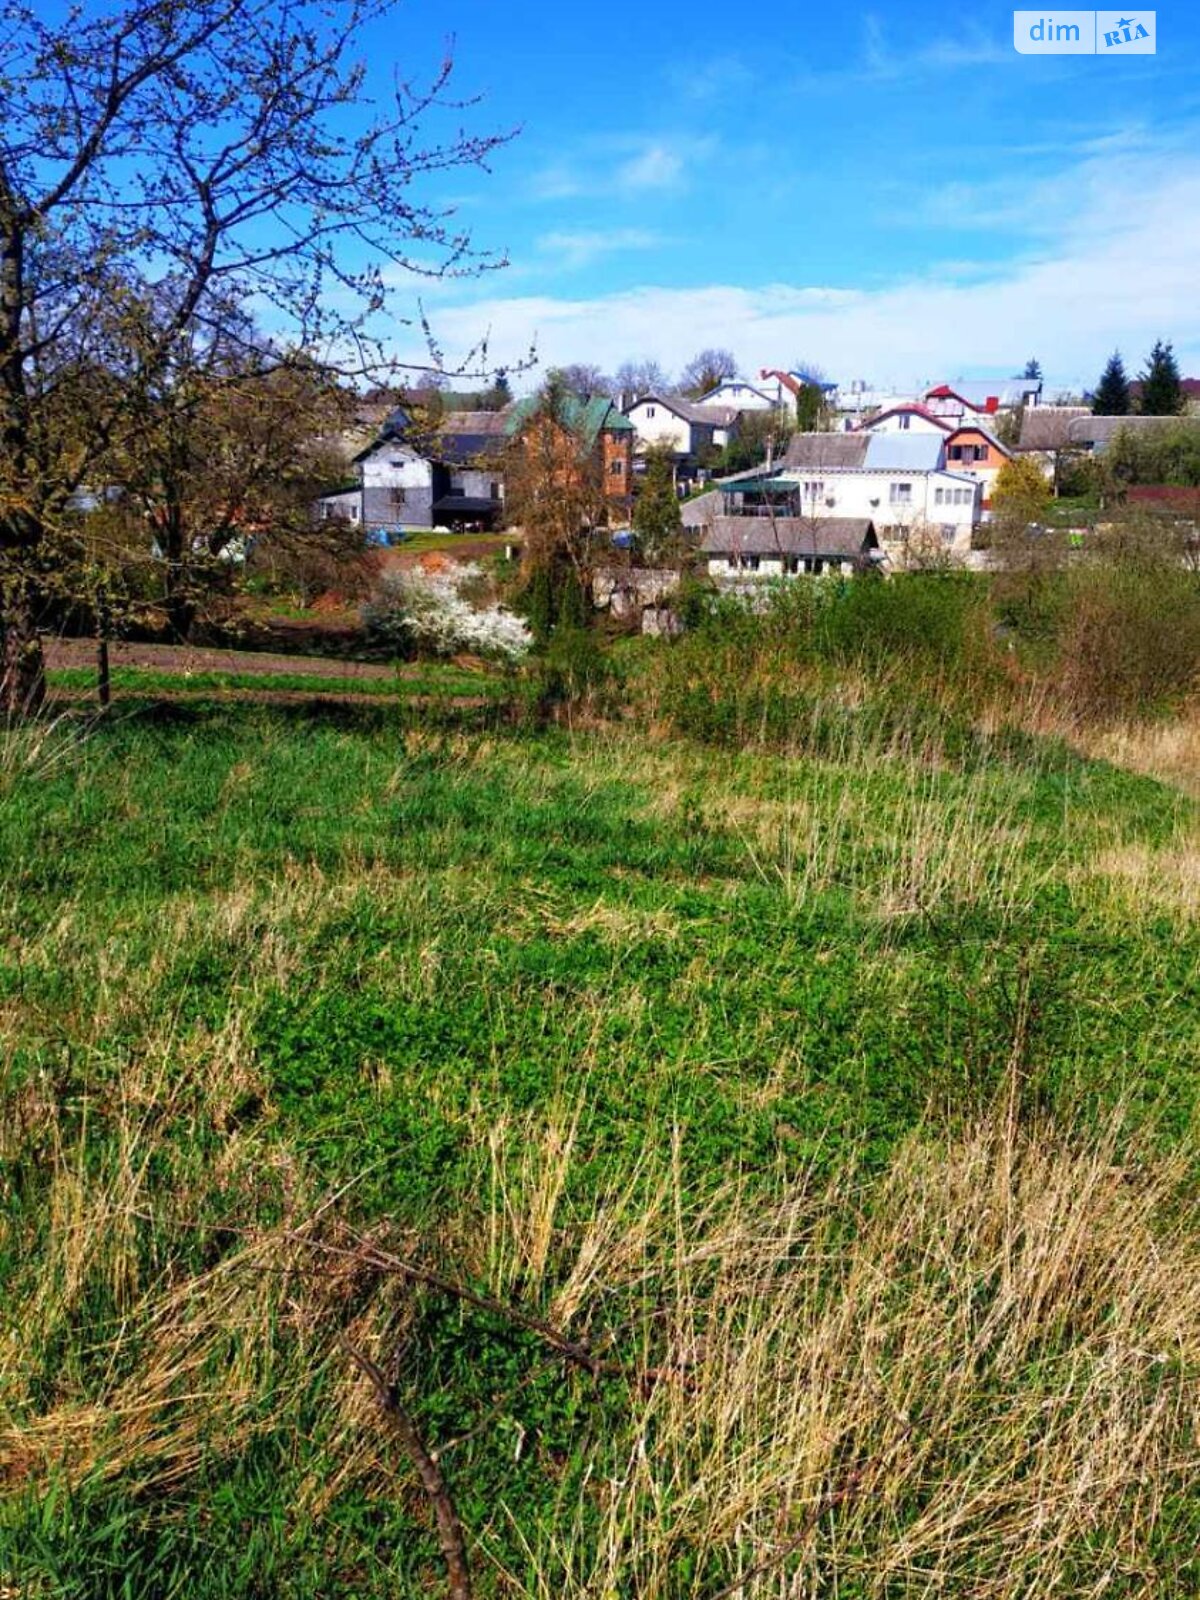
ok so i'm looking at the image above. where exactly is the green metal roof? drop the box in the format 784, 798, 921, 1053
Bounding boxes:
506, 394, 630, 449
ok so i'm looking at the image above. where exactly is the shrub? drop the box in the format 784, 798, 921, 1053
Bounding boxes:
1058, 558, 1200, 717
362, 562, 532, 662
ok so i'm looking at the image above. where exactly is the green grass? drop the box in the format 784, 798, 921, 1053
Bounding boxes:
1, 703, 1197, 1596
46, 662, 509, 700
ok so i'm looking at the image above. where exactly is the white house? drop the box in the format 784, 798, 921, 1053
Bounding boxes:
695, 379, 781, 411
315, 407, 511, 535
699, 516, 881, 579
757, 430, 981, 548
924, 378, 1042, 421
623, 393, 739, 457
856, 404, 952, 436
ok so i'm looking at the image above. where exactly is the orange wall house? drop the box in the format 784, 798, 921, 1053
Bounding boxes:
601, 424, 633, 516
943, 427, 1011, 509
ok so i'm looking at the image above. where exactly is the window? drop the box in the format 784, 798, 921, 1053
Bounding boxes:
889, 481, 913, 505
610, 459, 625, 477
645, 406, 656, 418
802, 480, 824, 499
898, 414, 911, 430
934, 487, 945, 506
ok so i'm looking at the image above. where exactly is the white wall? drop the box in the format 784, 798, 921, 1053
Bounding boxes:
706, 555, 858, 579
702, 381, 777, 411
773, 469, 979, 546
360, 441, 433, 493
625, 399, 691, 454
860, 410, 948, 435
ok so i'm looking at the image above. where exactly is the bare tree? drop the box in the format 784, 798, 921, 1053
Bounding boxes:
551, 363, 613, 399
0, 0, 512, 712
679, 348, 737, 399
613, 358, 669, 404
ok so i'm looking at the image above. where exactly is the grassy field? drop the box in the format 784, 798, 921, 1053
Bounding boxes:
46, 663, 509, 702
1, 690, 1198, 1596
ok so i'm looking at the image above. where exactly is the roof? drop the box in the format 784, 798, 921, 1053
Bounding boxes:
1067, 414, 1195, 448
926, 379, 1039, 409
696, 381, 776, 405
432, 494, 502, 514
507, 394, 631, 449
944, 423, 1012, 455
355, 404, 511, 465
858, 404, 952, 433
1017, 406, 1090, 450
863, 433, 944, 471
700, 516, 879, 558
624, 393, 740, 428
780, 432, 870, 469
681, 489, 722, 529
759, 368, 838, 397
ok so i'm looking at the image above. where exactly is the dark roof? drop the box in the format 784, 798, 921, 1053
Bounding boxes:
780, 433, 869, 469
354, 404, 511, 465
432, 494, 502, 514
700, 516, 878, 558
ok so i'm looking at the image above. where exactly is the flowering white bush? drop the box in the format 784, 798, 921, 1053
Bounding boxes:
363, 562, 532, 661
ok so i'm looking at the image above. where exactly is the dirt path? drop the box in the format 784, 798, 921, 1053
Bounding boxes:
45, 639, 404, 681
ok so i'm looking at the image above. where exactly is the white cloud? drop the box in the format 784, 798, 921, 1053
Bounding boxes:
400, 154, 1200, 389
528, 136, 704, 201
537, 228, 664, 269
615, 143, 686, 193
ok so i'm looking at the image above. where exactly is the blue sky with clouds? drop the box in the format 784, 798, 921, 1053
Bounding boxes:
359, 1, 1197, 393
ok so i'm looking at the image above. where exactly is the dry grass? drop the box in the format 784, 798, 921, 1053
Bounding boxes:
3, 1054, 1197, 1597
1078, 710, 1200, 798
479, 1102, 1199, 1599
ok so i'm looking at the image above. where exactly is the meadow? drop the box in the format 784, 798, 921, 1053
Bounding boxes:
1, 664, 1197, 1597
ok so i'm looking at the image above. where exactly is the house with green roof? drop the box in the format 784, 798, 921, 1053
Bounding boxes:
504, 392, 633, 521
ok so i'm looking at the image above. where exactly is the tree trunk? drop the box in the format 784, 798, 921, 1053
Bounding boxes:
96, 633, 111, 710
0, 573, 45, 718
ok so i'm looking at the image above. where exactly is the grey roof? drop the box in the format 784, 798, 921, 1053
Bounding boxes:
927, 379, 1039, 408
681, 489, 722, 529
863, 432, 944, 471
1067, 414, 1194, 448
626, 393, 740, 428
700, 516, 878, 558
780, 432, 869, 469
1017, 406, 1090, 450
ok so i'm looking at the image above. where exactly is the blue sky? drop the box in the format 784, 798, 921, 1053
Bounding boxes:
357, 2, 1196, 391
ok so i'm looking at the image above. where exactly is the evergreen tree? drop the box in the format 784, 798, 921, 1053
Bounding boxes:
632, 444, 682, 563
1023, 358, 1043, 380
795, 383, 828, 431
1137, 339, 1185, 416
1092, 352, 1131, 415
